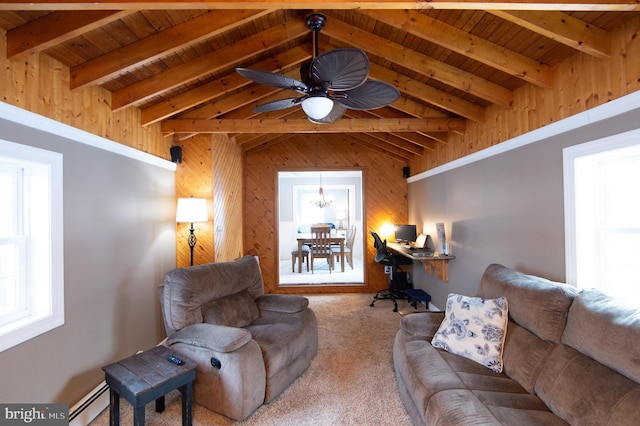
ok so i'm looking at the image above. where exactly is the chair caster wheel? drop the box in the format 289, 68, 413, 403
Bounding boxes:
370, 302, 375, 307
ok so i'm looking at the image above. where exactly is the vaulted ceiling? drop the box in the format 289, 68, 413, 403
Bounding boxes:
0, 1, 638, 160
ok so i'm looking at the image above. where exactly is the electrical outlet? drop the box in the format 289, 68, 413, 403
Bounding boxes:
384, 265, 391, 274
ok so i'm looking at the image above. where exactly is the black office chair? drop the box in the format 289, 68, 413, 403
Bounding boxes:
369, 230, 413, 312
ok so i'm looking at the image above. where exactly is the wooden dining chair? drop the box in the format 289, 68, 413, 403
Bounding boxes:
334, 224, 356, 269
291, 244, 310, 272
310, 225, 334, 273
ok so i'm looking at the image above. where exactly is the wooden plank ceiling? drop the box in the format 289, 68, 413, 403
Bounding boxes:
0, 1, 638, 160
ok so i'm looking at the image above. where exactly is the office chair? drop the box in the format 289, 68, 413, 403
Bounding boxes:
369, 230, 413, 312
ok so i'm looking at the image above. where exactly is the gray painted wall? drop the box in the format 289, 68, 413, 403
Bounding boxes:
408, 106, 640, 309
0, 116, 176, 405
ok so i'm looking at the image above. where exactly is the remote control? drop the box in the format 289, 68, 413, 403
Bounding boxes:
167, 355, 183, 365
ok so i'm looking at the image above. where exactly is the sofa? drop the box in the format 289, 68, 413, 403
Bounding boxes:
393, 263, 640, 425
160, 255, 318, 420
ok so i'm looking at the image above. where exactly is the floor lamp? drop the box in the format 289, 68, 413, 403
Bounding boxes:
176, 196, 208, 266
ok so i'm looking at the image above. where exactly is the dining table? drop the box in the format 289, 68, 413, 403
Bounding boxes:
296, 233, 345, 273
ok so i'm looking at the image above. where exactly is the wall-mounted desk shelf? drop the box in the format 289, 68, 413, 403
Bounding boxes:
387, 243, 455, 282
414, 255, 455, 282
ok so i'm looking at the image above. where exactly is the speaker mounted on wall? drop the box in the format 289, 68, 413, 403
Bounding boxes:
170, 146, 182, 164
403, 166, 410, 178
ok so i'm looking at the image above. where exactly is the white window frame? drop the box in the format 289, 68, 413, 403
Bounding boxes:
0, 139, 64, 352
564, 128, 640, 307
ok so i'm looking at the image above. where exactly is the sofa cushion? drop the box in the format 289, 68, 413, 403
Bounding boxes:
201, 289, 259, 328
535, 343, 640, 425
431, 293, 509, 373
476, 264, 577, 343
501, 320, 556, 394
562, 289, 640, 383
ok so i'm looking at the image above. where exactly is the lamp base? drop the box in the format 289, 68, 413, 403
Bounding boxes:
187, 225, 197, 266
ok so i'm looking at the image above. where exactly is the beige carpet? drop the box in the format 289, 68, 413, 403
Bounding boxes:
90, 294, 413, 426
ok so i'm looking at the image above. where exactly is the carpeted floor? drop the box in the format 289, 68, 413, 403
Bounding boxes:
90, 293, 414, 426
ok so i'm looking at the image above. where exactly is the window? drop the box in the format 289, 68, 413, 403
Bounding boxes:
564, 129, 640, 308
0, 139, 63, 352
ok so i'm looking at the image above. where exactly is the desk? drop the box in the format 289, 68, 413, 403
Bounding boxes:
297, 234, 345, 273
387, 242, 455, 282
103, 345, 196, 426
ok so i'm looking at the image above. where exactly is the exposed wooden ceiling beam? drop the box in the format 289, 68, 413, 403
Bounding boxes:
349, 134, 416, 162
366, 108, 448, 145
390, 129, 438, 150
70, 9, 272, 89
143, 47, 311, 125
488, 10, 612, 59
240, 133, 291, 151
6, 10, 134, 59
324, 18, 514, 107
363, 132, 426, 156
2, 1, 638, 12
161, 118, 466, 134
113, 25, 309, 111
369, 63, 486, 123
362, 9, 554, 88
172, 82, 304, 139
344, 109, 438, 151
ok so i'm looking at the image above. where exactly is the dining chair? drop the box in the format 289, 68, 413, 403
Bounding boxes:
291, 244, 310, 272
333, 224, 355, 269
310, 225, 334, 273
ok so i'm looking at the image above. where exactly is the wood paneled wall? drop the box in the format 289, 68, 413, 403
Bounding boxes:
174, 134, 215, 267
244, 134, 409, 294
174, 133, 244, 266
0, 31, 170, 160
410, 16, 640, 174
213, 133, 244, 262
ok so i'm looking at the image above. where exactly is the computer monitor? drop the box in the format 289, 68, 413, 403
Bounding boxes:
394, 224, 417, 243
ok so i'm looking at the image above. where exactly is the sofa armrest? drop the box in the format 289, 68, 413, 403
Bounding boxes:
166, 323, 252, 353
256, 294, 308, 313
400, 311, 445, 338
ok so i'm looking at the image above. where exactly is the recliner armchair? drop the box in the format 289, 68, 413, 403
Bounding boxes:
160, 255, 318, 420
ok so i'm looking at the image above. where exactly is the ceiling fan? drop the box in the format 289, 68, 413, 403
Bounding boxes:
236, 13, 400, 124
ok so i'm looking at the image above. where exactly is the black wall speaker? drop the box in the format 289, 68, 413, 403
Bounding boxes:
170, 146, 182, 164
403, 166, 410, 178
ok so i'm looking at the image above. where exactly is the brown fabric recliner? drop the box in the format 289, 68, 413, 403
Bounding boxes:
160, 255, 318, 420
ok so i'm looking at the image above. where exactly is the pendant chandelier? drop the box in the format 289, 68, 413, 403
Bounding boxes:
311, 173, 332, 208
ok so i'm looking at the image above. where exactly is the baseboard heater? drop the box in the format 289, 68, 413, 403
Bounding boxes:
69, 381, 110, 426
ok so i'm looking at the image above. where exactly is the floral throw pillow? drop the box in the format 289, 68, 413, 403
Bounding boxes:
431, 293, 509, 373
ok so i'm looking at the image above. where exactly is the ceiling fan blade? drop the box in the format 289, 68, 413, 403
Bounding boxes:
254, 97, 304, 113
307, 102, 346, 124
236, 68, 309, 93
310, 48, 369, 91
336, 80, 400, 110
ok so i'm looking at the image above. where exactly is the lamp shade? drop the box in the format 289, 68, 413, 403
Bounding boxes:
301, 96, 333, 120
176, 197, 208, 223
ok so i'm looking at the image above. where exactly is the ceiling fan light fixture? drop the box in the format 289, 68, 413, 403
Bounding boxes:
301, 96, 334, 120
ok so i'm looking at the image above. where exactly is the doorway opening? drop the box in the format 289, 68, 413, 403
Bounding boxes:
277, 170, 364, 286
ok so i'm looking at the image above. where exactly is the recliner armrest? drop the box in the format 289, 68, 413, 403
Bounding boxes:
400, 311, 445, 338
256, 294, 308, 313
166, 323, 252, 353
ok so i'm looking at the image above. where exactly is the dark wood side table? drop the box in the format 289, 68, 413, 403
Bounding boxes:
102, 345, 196, 426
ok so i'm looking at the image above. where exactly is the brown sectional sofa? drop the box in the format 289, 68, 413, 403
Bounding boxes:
393, 264, 640, 425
